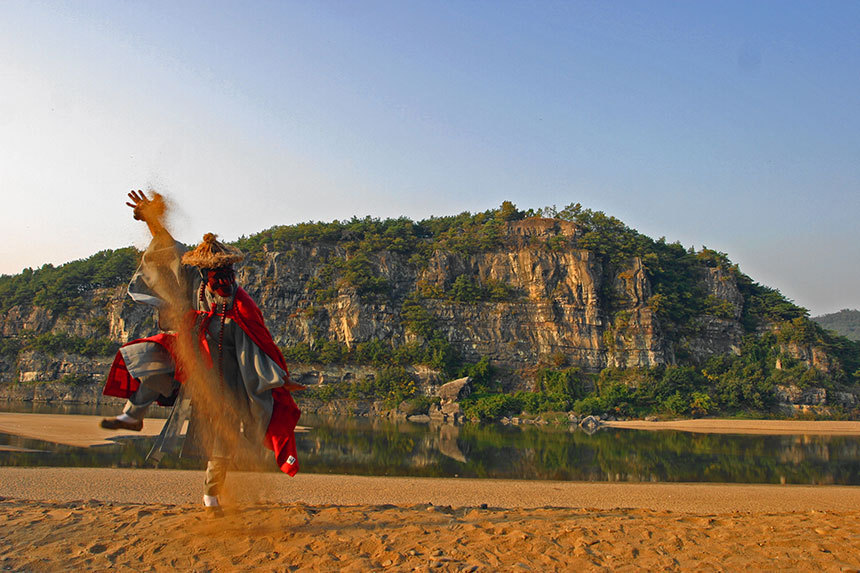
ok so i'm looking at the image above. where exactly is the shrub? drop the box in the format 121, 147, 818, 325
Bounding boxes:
0, 247, 139, 314
0, 337, 22, 358
460, 357, 496, 393
303, 381, 350, 401
346, 366, 416, 404
536, 367, 586, 400
282, 342, 318, 364
448, 275, 519, 303
703, 295, 735, 319
427, 337, 460, 377
341, 253, 389, 296
377, 366, 416, 402
353, 339, 394, 366
399, 395, 438, 416
661, 392, 689, 416
24, 332, 119, 357
689, 392, 715, 417
572, 395, 604, 416
317, 340, 347, 364
515, 391, 569, 414
600, 381, 635, 416
461, 393, 523, 422
400, 293, 435, 339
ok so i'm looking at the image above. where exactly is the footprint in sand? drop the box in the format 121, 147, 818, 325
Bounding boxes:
87, 543, 108, 554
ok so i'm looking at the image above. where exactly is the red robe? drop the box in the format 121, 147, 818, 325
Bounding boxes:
103, 287, 301, 476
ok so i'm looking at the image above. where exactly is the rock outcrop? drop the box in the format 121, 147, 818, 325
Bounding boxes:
429, 377, 471, 423
236, 243, 679, 373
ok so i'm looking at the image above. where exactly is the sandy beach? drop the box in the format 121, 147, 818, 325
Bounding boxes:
1, 415, 860, 570
2, 469, 859, 571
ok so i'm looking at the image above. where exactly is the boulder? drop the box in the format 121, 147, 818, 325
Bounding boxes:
580, 415, 601, 432
430, 377, 472, 424
437, 377, 471, 402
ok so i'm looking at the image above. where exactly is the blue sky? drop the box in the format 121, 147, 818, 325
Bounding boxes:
1, 1, 858, 315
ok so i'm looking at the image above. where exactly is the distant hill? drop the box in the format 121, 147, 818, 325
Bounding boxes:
813, 309, 860, 341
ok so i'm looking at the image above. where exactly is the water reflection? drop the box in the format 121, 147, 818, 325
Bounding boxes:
294, 415, 860, 485
0, 401, 170, 418
1, 406, 859, 485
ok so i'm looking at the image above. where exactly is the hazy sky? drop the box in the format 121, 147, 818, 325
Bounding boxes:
1, 1, 858, 316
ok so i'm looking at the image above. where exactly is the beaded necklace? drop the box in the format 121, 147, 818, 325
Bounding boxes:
198, 282, 229, 381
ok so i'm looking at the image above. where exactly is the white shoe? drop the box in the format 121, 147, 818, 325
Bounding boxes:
203, 494, 220, 507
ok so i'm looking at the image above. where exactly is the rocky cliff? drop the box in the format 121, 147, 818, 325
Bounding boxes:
231, 218, 747, 375
1, 211, 856, 414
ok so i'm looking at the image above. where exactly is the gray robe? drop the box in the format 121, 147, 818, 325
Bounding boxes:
123, 237, 287, 451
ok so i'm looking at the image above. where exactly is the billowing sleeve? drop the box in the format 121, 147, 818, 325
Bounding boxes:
236, 326, 288, 396
128, 238, 195, 309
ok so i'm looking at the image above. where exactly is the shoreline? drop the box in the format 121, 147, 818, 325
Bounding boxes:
3, 411, 860, 445
0, 412, 310, 448
602, 418, 860, 435
3, 467, 860, 512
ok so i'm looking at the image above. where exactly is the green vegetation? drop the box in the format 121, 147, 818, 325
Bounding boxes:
539, 203, 807, 334
282, 337, 460, 378
736, 275, 807, 328
0, 248, 139, 314
20, 332, 120, 358
461, 393, 524, 421
0, 337, 22, 358
300, 365, 417, 406
0, 329, 120, 367
457, 314, 860, 423
398, 395, 439, 416
446, 276, 520, 302
813, 309, 860, 341
775, 317, 860, 384
461, 365, 588, 421
459, 320, 860, 422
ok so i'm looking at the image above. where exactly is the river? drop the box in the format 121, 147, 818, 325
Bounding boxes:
1, 403, 859, 485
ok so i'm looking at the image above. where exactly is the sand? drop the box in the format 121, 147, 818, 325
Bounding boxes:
2, 469, 860, 571
2, 416, 860, 570
0, 412, 309, 448
604, 418, 860, 435
0, 412, 169, 447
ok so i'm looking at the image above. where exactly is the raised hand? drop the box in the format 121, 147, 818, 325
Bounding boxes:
126, 190, 150, 221
125, 189, 168, 239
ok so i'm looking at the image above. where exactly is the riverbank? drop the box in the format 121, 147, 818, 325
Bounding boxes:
3, 411, 860, 450
0, 412, 311, 448
1, 468, 859, 571
603, 418, 860, 435
4, 380, 860, 425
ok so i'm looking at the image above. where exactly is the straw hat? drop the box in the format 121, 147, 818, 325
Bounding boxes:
181, 233, 244, 268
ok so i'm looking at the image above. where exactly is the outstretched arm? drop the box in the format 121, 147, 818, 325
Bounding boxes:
126, 190, 172, 244
125, 190, 191, 317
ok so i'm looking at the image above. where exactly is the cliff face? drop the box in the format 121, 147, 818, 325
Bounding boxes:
679, 267, 746, 363
0, 219, 808, 390
0, 288, 153, 343
235, 245, 653, 373
232, 229, 750, 377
